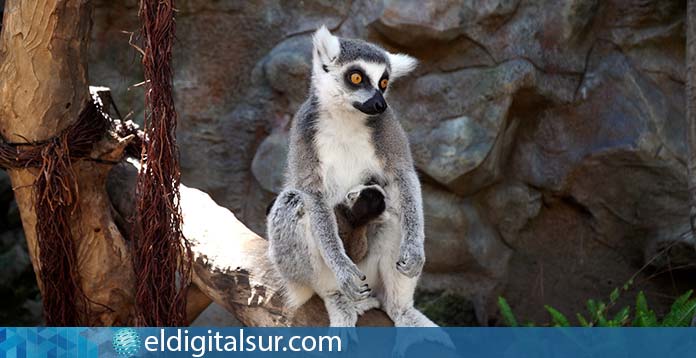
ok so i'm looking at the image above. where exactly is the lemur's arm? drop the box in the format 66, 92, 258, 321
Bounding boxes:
304, 191, 371, 300
394, 165, 426, 278
305, 191, 350, 264
287, 97, 371, 300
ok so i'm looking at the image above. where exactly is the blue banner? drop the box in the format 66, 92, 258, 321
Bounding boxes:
0, 327, 695, 358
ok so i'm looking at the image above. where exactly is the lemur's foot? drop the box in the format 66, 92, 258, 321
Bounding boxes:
354, 296, 380, 315
392, 325, 455, 358
390, 307, 455, 357
325, 291, 360, 345
392, 307, 438, 327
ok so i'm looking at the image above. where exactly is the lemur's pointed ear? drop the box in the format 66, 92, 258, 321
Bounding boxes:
388, 53, 418, 79
313, 25, 340, 66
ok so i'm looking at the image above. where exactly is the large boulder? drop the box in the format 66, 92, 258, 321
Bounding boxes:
402, 59, 536, 195
422, 184, 511, 277
373, 0, 520, 45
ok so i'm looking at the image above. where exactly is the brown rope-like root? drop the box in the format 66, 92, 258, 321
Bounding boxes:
134, 0, 192, 326
0, 101, 108, 325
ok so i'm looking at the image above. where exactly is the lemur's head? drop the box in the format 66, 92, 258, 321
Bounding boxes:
311, 26, 418, 116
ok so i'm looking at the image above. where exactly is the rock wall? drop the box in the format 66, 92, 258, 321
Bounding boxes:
87, 0, 692, 325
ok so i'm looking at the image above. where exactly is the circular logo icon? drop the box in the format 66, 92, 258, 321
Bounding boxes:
112, 328, 141, 357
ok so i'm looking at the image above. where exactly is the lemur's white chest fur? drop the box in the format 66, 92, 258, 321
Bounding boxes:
315, 112, 381, 206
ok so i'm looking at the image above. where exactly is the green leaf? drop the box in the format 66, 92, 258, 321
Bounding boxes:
661, 290, 696, 327
609, 288, 620, 303
495, 290, 696, 328
586, 299, 598, 319
545, 305, 570, 327
633, 291, 658, 327
497, 296, 519, 327
611, 306, 630, 327
596, 302, 609, 326
576, 313, 591, 327
585, 299, 609, 326
635, 291, 648, 316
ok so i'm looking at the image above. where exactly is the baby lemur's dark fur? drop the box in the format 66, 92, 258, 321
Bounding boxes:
266, 185, 385, 263
334, 186, 385, 262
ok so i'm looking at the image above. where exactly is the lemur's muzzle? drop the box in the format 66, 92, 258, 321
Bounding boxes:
353, 91, 387, 115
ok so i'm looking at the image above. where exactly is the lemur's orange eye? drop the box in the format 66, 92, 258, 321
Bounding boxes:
380, 78, 389, 89
350, 73, 362, 84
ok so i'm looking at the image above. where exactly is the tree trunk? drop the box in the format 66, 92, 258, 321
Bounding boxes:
0, 0, 135, 325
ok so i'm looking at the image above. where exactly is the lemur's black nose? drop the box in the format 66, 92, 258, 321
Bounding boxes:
374, 99, 386, 112
353, 90, 388, 115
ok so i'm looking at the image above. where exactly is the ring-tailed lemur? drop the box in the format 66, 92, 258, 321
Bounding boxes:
266, 26, 435, 327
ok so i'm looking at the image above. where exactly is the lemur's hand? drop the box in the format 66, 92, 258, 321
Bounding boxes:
336, 259, 371, 301
396, 239, 425, 278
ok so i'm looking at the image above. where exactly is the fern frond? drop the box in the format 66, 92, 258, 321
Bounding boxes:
497, 296, 519, 327
545, 305, 570, 327
610, 306, 630, 327
609, 288, 620, 304
633, 291, 658, 327
661, 290, 696, 327
576, 313, 591, 327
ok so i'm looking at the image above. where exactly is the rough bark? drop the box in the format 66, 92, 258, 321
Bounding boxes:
108, 162, 393, 326
0, 0, 135, 325
688, 0, 696, 238
185, 284, 214, 323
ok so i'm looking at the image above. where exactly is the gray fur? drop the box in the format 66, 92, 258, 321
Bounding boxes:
267, 28, 433, 327
337, 38, 389, 66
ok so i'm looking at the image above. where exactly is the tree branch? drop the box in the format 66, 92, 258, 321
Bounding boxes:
108, 161, 393, 326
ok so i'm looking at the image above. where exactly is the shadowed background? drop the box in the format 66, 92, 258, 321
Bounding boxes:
0, 0, 692, 326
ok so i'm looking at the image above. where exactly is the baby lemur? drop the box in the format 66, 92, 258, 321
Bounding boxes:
334, 183, 386, 263
267, 182, 385, 263
266, 26, 435, 327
